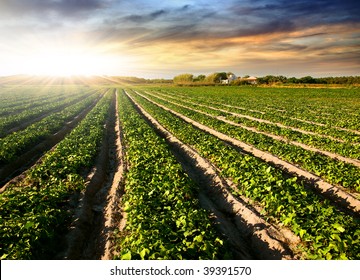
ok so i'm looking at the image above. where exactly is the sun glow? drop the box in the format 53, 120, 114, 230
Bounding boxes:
21, 47, 117, 76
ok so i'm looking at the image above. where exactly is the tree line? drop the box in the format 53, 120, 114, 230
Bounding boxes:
257, 75, 360, 85
173, 73, 360, 85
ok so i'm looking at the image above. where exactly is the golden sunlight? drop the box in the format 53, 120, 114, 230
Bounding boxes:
21, 47, 117, 76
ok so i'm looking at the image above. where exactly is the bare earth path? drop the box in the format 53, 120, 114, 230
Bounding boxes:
60, 90, 126, 259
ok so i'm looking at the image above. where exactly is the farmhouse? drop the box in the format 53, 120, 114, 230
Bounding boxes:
221, 73, 237, 84
244, 76, 257, 84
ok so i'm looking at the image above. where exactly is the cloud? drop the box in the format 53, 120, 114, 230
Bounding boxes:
0, 0, 359, 77
0, 0, 107, 19
122, 9, 168, 24
230, 0, 360, 26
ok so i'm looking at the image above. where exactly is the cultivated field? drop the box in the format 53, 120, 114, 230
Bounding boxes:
1, 85, 359, 260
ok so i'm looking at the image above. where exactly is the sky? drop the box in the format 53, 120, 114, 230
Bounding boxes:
0, 0, 359, 78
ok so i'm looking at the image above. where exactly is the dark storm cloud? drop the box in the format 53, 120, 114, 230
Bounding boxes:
101, 0, 357, 47
122, 10, 168, 24
100, 4, 217, 44
230, 0, 360, 26
227, 19, 297, 38
133, 24, 202, 44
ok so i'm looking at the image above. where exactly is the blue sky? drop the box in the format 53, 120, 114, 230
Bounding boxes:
0, 0, 359, 78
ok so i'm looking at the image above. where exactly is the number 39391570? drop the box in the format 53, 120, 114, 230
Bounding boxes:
203, 266, 251, 276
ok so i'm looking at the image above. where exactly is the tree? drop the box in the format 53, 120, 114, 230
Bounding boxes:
204, 72, 227, 83
173, 73, 194, 84
194, 74, 206, 82
299, 76, 316, 84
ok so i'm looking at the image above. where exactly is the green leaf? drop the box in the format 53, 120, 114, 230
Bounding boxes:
193, 235, 203, 243
121, 251, 132, 260
24, 221, 34, 230
139, 248, 149, 259
299, 229, 306, 238
333, 223, 345, 233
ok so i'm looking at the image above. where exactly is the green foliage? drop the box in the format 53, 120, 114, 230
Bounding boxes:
0, 86, 97, 137
204, 72, 227, 83
128, 87, 360, 259
0, 91, 101, 164
193, 74, 206, 82
0, 90, 113, 259
114, 90, 225, 260
136, 90, 360, 191
173, 73, 194, 84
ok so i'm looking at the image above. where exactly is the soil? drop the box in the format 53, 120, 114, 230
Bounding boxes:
59, 90, 126, 260
101, 90, 127, 260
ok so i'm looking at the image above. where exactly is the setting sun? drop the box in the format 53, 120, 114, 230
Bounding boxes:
17, 45, 125, 77
23, 49, 102, 76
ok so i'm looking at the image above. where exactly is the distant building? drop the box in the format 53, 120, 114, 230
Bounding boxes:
238, 76, 257, 84
221, 73, 237, 84
245, 76, 257, 84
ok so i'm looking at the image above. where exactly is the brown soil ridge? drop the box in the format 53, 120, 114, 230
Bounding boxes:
144, 91, 360, 167
125, 90, 302, 260
60, 90, 119, 259
101, 89, 127, 260
0, 92, 105, 192
147, 90, 352, 144
133, 91, 360, 215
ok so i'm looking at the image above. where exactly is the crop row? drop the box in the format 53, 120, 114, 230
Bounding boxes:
127, 89, 360, 260
154, 86, 360, 133
134, 90, 360, 192
114, 90, 225, 260
0, 90, 113, 260
0, 86, 88, 117
0, 86, 70, 115
0, 87, 98, 137
154, 88, 360, 144
0, 92, 102, 164
144, 90, 360, 160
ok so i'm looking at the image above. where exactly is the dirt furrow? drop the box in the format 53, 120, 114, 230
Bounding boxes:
134, 91, 360, 215
125, 90, 302, 260
101, 90, 127, 260
60, 89, 126, 260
